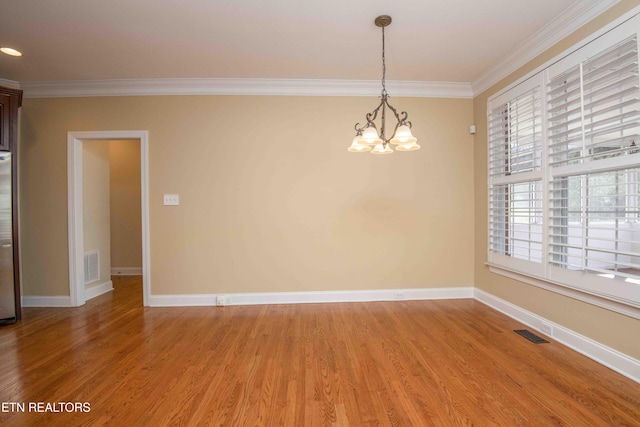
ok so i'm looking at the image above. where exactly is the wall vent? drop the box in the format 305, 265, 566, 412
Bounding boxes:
84, 251, 100, 284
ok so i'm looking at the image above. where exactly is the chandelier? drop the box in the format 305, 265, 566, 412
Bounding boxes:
348, 15, 420, 154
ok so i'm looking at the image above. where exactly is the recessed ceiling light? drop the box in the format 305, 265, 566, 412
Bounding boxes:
0, 47, 23, 57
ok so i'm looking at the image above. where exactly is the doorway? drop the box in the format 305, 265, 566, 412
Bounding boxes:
67, 131, 150, 306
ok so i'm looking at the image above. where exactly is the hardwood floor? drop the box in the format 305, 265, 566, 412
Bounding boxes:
0, 276, 639, 426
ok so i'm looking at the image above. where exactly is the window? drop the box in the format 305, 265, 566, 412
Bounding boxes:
550, 169, 640, 276
488, 87, 542, 178
488, 79, 544, 276
488, 17, 640, 307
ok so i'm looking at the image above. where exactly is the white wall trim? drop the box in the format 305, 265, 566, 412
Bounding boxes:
67, 134, 83, 307
85, 280, 113, 301
149, 287, 474, 307
111, 267, 143, 276
21, 78, 473, 99
474, 288, 640, 384
472, 0, 621, 95
22, 296, 71, 307
68, 130, 151, 307
487, 264, 640, 320
0, 78, 20, 89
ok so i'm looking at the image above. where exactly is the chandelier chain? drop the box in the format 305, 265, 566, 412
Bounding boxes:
381, 25, 387, 96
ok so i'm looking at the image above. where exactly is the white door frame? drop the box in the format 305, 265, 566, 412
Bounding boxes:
67, 130, 151, 306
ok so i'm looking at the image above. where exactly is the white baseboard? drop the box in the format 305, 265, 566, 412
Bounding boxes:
22, 296, 71, 307
22, 282, 113, 307
85, 280, 113, 301
474, 288, 640, 384
148, 286, 474, 307
111, 267, 142, 276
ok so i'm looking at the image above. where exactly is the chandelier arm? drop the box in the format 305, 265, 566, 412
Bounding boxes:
365, 98, 385, 126
388, 121, 402, 141
381, 95, 387, 143
382, 98, 404, 123
365, 112, 375, 124
381, 99, 401, 141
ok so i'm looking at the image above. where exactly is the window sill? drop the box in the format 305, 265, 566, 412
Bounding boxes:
484, 262, 640, 320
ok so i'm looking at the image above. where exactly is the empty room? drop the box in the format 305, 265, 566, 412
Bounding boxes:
1, 0, 639, 425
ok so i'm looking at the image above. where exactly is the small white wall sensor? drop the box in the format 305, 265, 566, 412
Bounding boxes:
163, 194, 179, 206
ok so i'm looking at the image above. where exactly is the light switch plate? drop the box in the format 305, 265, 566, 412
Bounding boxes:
163, 194, 179, 206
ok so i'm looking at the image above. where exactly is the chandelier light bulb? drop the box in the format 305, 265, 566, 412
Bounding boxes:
390, 125, 415, 145
395, 140, 421, 151
348, 136, 372, 152
362, 126, 381, 145
353, 133, 368, 146
371, 143, 393, 155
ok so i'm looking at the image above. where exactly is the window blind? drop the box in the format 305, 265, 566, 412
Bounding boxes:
550, 168, 640, 278
489, 87, 542, 178
490, 181, 543, 262
548, 35, 640, 168
548, 33, 640, 282
488, 83, 543, 267
488, 16, 640, 308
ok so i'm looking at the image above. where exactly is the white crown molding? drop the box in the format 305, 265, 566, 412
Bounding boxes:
20, 78, 473, 99
474, 289, 640, 384
472, 0, 620, 95
0, 78, 20, 89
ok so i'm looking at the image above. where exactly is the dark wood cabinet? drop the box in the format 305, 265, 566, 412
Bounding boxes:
0, 87, 21, 151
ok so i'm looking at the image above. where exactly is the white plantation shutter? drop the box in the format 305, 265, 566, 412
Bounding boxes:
488, 16, 640, 307
550, 168, 640, 277
489, 87, 542, 178
548, 36, 640, 169
547, 28, 640, 298
488, 79, 544, 273
548, 64, 583, 168
490, 182, 543, 262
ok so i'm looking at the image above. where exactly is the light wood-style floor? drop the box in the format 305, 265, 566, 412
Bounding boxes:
1, 276, 639, 426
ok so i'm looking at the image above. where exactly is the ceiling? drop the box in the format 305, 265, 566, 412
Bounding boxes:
0, 0, 609, 91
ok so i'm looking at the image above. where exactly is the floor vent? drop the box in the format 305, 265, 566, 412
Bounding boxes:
514, 329, 549, 344
84, 251, 100, 284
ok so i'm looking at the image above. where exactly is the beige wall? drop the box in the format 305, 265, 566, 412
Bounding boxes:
473, 0, 640, 360
20, 95, 474, 297
82, 140, 111, 289
109, 139, 142, 270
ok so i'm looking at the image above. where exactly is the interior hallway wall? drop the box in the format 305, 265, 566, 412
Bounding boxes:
109, 139, 142, 273
82, 140, 111, 291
